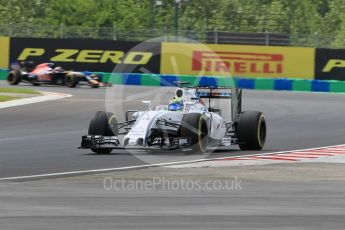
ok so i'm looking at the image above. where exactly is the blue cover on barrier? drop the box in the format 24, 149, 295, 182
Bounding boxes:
311, 80, 330, 92
123, 73, 141, 85
198, 77, 218, 87
274, 78, 292, 91
235, 78, 255, 89
160, 75, 179, 86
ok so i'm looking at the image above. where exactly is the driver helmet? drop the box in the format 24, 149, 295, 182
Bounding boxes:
53, 66, 63, 73
172, 96, 183, 103
168, 97, 184, 111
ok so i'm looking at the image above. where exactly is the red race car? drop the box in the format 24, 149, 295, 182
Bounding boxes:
7, 62, 109, 88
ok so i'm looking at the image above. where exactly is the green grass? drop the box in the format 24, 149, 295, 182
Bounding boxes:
0, 88, 40, 94
0, 95, 19, 102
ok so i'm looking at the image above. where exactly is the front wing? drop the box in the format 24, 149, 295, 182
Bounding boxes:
79, 135, 184, 151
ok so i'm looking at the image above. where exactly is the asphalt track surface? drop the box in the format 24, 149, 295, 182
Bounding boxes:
2, 173, 345, 230
2, 81, 345, 230
1, 81, 345, 178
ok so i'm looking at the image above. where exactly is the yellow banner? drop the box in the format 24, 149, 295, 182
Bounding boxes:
0, 37, 9, 69
161, 42, 314, 79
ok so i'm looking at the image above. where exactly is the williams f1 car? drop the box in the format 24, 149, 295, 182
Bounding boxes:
7, 62, 107, 88
80, 84, 266, 154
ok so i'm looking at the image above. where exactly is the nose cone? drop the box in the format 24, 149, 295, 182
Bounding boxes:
125, 137, 144, 147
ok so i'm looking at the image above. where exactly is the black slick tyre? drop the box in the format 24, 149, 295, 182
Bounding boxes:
65, 74, 79, 88
7, 70, 22, 85
237, 111, 266, 150
88, 111, 118, 154
179, 113, 208, 153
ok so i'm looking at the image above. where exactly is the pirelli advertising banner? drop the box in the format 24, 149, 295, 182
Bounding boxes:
161, 42, 314, 79
315, 48, 345, 81
9, 38, 161, 73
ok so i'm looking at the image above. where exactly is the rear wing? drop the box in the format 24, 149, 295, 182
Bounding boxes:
174, 81, 242, 124
195, 91, 232, 99
231, 88, 242, 125
192, 86, 242, 124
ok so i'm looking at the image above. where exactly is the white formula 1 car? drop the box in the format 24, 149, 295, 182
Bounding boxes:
80, 84, 266, 154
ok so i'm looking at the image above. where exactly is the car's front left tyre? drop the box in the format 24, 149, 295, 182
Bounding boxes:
179, 113, 208, 154
88, 111, 118, 154
7, 70, 22, 85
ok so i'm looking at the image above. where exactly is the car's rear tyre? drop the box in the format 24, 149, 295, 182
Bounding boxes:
237, 111, 266, 150
88, 111, 118, 154
89, 74, 100, 88
179, 113, 208, 153
7, 70, 22, 85
65, 74, 79, 88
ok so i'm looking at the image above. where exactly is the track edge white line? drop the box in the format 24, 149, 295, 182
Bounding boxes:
1, 143, 345, 182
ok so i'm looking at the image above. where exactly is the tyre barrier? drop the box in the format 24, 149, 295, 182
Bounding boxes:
102, 73, 345, 93
1, 68, 345, 93
0, 68, 7, 80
